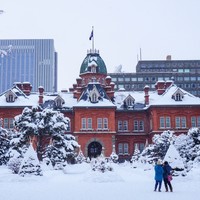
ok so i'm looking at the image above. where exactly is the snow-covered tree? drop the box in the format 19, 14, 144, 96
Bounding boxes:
0, 127, 10, 165
40, 109, 79, 168
109, 145, 119, 163
175, 128, 200, 171
131, 144, 140, 168
75, 147, 86, 164
14, 107, 80, 164
91, 155, 113, 173
7, 131, 29, 173
140, 130, 175, 163
19, 144, 42, 177
164, 142, 185, 176
14, 107, 40, 136
44, 133, 79, 169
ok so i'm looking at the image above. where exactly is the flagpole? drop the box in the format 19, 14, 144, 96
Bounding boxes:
92, 26, 94, 52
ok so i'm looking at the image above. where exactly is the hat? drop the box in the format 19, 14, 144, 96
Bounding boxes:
157, 160, 162, 165
164, 161, 168, 165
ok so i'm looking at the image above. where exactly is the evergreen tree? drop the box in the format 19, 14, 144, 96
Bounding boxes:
131, 144, 140, 168
109, 145, 119, 163
41, 109, 79, 168
91, 154, 113, 173
7, 131, 29, 173
175, 128, 200, 170
76, 147, 86, 164
14, 107, 40, 137
0, 127, 10, 165
140, 130, 175, 163
164, 142, 185, 176
19, 144, 43, 177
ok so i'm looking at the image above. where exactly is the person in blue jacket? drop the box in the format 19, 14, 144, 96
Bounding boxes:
163, 161, 173, 192
154, 160, 164, 192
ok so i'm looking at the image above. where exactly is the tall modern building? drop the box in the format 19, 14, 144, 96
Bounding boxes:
0, 39, 57, 93
108, 56, 200, 97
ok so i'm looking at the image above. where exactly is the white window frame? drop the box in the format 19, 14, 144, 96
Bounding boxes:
134, 120, 138, 131
103, 118, 108, 129
87, 118, 92, 129
97, 118, 102, 129
118, 120, 123, 131
81, 118, 86, 129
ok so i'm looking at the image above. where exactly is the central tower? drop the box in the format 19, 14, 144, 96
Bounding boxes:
79, 49, 107, 86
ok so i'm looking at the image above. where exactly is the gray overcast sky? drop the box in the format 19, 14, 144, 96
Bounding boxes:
1, 0, 200, 91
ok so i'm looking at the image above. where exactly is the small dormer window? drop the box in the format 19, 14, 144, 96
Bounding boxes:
55, 96, 64, 108
124, 95, 135, 107
175, 93, 181, 101
91, 66, 96, 73
89, 85, 100, 103
8, 94, 14, 102
6, 93, 15, 102
56, 98, 62, 108
172, 89, 184, 101
127, 98, 133, 106
91, 93, 97, 102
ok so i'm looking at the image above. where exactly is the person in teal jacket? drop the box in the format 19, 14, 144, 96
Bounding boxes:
154, 160, 164, 192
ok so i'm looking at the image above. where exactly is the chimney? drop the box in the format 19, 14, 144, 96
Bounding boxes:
144, 85, 150, 105
155, 81, 165, 95
166, 55, 172, 61
22, 82, 32, 96
14, 82, 23, 90
38, 86, 44, 105
105, 76, 112, 85
76, 77, 82, 87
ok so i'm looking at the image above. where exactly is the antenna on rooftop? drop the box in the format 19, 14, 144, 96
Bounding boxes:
140, 48, 142, 60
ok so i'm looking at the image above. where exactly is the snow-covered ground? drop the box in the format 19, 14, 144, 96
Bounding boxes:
0, 162, 199, 200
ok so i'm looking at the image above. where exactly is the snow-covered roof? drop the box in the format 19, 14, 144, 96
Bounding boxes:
150, 84, 200, 106
0, 83, 200, 109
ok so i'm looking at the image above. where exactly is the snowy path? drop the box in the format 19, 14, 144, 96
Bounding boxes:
0, 164, 199, 200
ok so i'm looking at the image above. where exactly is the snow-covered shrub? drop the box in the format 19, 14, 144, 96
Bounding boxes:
109, 145, 119, 163
75, 149, 86, 164
18, 145, 42, 177
7, 151, 22, 174
91, 155, 113, 173
131, 145, 140, 168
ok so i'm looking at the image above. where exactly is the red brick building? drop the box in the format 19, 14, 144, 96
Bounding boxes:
1, 49, 200, 161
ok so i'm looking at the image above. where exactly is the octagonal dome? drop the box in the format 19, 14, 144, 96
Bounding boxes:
80, 49, 107, 75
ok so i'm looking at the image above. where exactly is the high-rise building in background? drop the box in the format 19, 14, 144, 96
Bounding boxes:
108, 56, 200, 97
0, 39, 57, 93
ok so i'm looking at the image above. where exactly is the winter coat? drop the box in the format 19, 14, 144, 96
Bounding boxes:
163, 164, 172, 179
154, 164, 164, 181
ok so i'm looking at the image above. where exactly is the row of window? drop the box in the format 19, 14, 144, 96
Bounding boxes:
2, 116, 200, 131
118, 120, 144, 132
111, 76, 200, 83
118, 143, 145, 155
81, 118, 108, 130
0, 118, 14, 129
159, 116, 200, 129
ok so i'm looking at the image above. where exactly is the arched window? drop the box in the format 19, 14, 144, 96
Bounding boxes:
6, 94, 14, 102
56, 98, 62, 108
91, 93, 97, 102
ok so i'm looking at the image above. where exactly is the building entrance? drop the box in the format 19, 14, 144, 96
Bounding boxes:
88, 141, 102, 158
